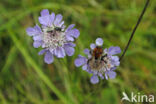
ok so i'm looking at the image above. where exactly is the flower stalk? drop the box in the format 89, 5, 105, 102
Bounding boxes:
120, 0, 150, 61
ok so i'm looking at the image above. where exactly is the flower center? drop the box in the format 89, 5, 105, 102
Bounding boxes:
43, 28, 66, 49
88, 47, 112, 74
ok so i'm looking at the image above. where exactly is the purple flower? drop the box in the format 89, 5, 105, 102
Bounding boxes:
26, 9, 80, 64
74, 38, 121, 84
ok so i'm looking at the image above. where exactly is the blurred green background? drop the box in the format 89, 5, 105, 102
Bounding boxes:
0, 0, 156, 104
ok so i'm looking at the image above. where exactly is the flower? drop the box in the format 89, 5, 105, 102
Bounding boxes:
74, 38, 121, 84
26, 9, 80, 64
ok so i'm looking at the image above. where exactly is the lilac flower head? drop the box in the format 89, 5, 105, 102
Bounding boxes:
26, 9, 80, 64
74, 38, 121, 84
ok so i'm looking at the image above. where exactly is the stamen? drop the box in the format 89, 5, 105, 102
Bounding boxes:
88, 49, 112, 73
43, 28, 66, 49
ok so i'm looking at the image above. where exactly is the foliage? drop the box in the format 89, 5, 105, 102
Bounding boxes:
0, 0, 156, 104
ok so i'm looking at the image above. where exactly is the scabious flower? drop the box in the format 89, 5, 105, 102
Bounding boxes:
74, 38, 121, 84
26, 9, 80, 64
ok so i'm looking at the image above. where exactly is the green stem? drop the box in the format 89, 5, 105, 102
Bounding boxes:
8, 29, 69, 104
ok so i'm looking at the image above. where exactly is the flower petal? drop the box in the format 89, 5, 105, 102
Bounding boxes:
82, 64, 88, 70
96, 38, 103, 46
38, 49, 46, 55
54, 14, 63, 26
35, 25, 42, 32
33, 35, 42, 41
50, 12, 55, 24
49, 48, 55, 54
66, 35, 74, 41
84, 48, 90, 55
104, 48, 108, 54
64, 42, 76, 47
33, 41, 42, 48
40, 9, 49, 16
44, 51, 54, 64
74, 56, 87, 67
64, 45, 75, 56
90, 75, 99, 84
90, 43, 96, 49
26, 25, 42, 36
107, 71, 116, 79
98, 73, 104, 79
26, 28, 35, 36
57, 21, 64, 27
66, 29, 80, 38
105, 73, 108, 80
39, 15, 54, 27
111, 67, 117, 71
65, 24, 75, 32
108, 46, 121, 55
111, 56, 120, 66
54, 47, 66, 58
